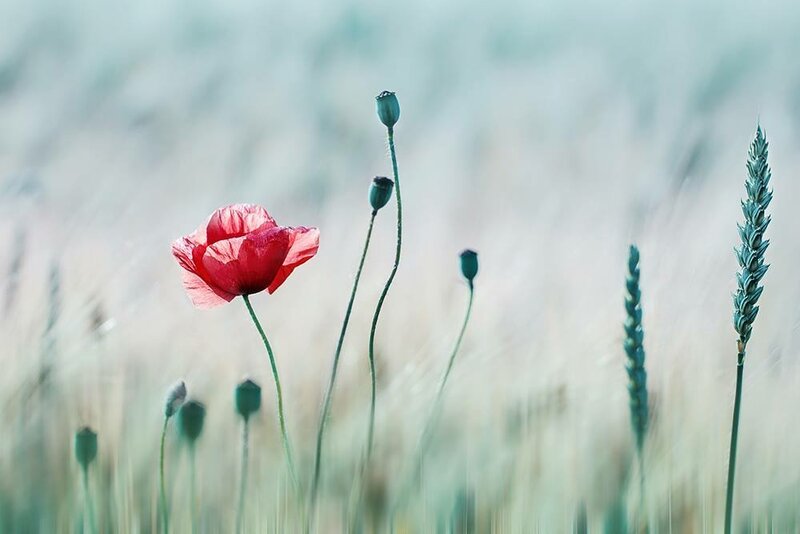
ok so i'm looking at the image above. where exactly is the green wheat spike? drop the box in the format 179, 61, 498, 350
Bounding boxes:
624, 245, 648, 452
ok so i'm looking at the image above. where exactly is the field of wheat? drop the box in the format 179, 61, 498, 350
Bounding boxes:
2, 0, 800, 532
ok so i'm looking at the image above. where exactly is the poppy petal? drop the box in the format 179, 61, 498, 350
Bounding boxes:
201, 227, 291, 295
267, 226, 320, 293
206, 204, 277, 245
181, 271, 237, 309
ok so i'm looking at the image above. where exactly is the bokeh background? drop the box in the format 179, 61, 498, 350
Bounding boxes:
2, 0, 800, 531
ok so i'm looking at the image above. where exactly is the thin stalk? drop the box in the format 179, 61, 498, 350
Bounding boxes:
242, 294, 298, 488
366, 126, 402, 462
724, 352, 745, 534
190, 445, 197, 534
637, 448, 647, 532
159, 416, 170, 533
389, 284, 474, 518
310, 211, 377, 515
418, 283, 474, 464
82, 466, 96, 534
236, 419, 251, 534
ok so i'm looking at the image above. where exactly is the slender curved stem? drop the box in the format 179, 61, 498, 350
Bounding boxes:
235, 418, 250, 534
393, 284, 474, 514
366, 126, 402, 463
419, 283, 474, 455
242, 294, 298, 488
310, 211, 377, 516
159, 416, 170, 533
82, 466, 96, 534
724, 352, 745, 534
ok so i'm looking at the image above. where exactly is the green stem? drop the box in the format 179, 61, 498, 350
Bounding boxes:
637, 447, 646, 532
366, 126, 402, 463
242, 294, 298, 489
235, 418, 250, 534
82, 466, 96, 534
392, 284, 474, 516
724, 352, 745, 534
190, 445, 197, 534
159, 416, 170, 533
310, 211, 377, 515
420, 283, 474, 455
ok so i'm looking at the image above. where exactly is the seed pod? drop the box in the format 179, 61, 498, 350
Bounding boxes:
235, 379, 262, 420
164, 380, 187, 418
375, 91, 400, 128
459, 249, 479, 283
75, 426, 98, 468
369, 177, 394, 212
178, 400, 206, 443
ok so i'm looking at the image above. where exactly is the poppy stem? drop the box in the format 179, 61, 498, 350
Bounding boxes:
242, 294, 299, 489
396, 282, 474, 510
235, 418, 250, 534
421, 282, 474, 454
159, 416, 170, 533
82, 465, 97, 534
309, 210, 378, 521
189, 444, 197, 534
366, 125, 402, 464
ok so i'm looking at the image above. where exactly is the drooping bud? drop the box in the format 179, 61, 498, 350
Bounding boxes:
74, 426, 98, 469
235, 378, 262, 420
375, 91, 400, 129
178, 400, 206, 443
164, 380, 187, 418
459, 249, 479, 283
369, 177, 394, 212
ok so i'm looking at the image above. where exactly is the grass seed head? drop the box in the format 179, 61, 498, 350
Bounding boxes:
733, 126, 772, 355
624, 245, 648, 451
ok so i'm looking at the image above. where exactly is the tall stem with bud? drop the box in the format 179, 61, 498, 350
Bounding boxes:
367, 91, 403, 463
309, 177, 393, 522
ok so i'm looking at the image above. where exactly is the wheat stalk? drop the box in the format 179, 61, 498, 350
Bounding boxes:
724, 125, 772, 534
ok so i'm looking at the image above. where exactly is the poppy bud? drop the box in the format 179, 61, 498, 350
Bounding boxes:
369, 177, 394, 212
459, 249, 479, 283
178, 400, 206, 443
375, 91, 400, 129
74, 426, 98, 469
235, 378, 262, 420
164, 380, 187, 418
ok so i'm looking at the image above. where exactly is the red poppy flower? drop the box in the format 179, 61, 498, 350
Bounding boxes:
172, 204, 320, 308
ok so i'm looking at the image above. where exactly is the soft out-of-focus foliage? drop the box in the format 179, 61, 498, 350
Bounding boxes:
2, 0, 800, 531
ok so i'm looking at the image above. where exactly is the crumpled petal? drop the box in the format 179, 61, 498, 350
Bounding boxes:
268, 226, 320, 293
201, 227, 291, 295
206, 204, 277, 245
181, 271, 237, 309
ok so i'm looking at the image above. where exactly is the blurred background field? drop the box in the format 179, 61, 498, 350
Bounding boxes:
2, 0, 800, 531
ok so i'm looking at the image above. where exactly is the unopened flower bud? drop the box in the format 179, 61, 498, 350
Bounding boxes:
235, 378, 262, 420
375, 91, 400, 128
74, 426, 98, 469
369, 177, 394, 212
164, 380, 187, 418
459, 249, 479, 283
178, 400, 206, 443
